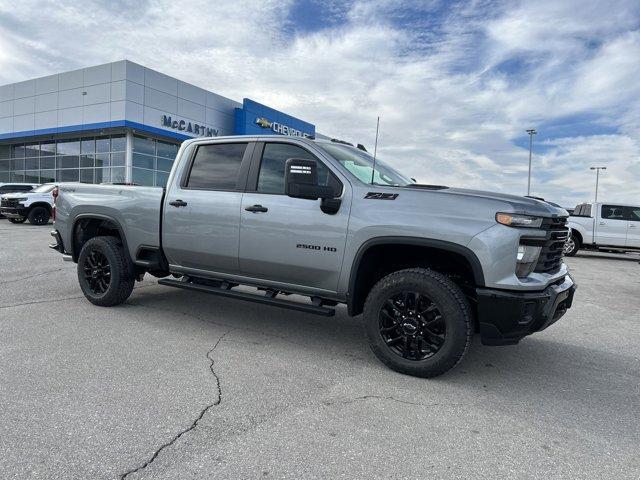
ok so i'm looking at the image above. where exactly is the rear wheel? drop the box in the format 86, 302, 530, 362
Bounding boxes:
77, 236, 135, 306
8, 217, 26, 224
27, 206, 50, 225
563, 233, 580, 256
363, 268, 472, 378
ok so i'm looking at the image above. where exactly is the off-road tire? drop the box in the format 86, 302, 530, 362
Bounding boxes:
77, 236, 135, 306
363, 268, 472, 378
27, 206, 50, 225
8, 217, 26, 224
563, 233, 580, 257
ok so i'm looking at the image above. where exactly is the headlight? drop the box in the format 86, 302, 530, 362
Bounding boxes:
515, 244, 542, 278
15, 197, 28, 202
496, 212, 543, 228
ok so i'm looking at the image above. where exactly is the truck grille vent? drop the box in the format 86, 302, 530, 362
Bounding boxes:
1, 199, 19, 208
534, 217, 569, 274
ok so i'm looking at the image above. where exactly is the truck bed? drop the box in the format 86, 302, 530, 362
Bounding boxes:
55, 183, 164, 261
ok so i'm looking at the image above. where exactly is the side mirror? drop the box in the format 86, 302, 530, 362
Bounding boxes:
285, 158, 334, 200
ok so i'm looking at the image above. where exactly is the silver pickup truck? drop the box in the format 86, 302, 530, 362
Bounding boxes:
51, 135, 576, 377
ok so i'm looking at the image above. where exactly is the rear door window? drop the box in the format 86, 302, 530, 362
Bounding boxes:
625, 207, 640, 221
601, 205, 627, 220
185, 143, 248, 190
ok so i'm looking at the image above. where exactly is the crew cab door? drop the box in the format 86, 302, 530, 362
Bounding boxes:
238, 141, 351, 294
595, 205, 628, 246
625, 206, 640, 247
162, 141, 253, 274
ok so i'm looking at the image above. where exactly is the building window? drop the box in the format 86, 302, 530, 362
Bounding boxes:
132, 134, 179, 187
0, 133, 179, 186
132, 167, 154, 186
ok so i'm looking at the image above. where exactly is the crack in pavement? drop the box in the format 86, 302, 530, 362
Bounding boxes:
0, 284, 155, 310
0, 268, 64, 285
322, 395, 467, 408
0, 295, 85, 310
119, 328, 234, 479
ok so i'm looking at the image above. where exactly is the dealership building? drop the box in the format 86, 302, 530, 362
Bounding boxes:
0, 60, 318, 186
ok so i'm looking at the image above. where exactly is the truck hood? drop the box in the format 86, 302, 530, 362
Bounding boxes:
0, 192, 50, 200
0, 192, 30, 200
405, 185, 568, 217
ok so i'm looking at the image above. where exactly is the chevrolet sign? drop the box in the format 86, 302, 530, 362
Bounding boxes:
254, 117, 311, 138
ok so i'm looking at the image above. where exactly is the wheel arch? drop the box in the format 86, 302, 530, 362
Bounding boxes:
70, 213, 130, 263
570, 228, 583, 244
27, 202, 53, 213
347, 236, 485, 316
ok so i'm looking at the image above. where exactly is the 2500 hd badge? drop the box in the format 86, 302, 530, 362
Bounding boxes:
297, 243, 337, 252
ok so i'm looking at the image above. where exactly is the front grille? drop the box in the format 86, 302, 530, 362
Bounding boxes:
0, 199, 19, 208
534, 217, 569, 274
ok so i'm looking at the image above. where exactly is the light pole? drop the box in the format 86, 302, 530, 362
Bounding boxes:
526, 129, 537, 195
590, 166, 606, 202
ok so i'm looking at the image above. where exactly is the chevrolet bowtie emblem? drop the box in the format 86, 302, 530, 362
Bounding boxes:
255, 117, 272, 128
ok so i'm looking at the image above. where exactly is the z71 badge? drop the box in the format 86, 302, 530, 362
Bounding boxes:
365, 192, 399, 200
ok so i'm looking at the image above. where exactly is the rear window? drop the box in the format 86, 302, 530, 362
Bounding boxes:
573, 204, 591, 217
185, 143, 248, 190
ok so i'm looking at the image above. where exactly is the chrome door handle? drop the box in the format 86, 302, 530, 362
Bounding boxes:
599, 221, 605, 225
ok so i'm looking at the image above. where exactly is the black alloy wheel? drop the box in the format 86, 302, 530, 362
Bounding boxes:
82, 250, 111, 295
28, 206, 50, 225
379, 291, 445, 360
363, 268, 472, 378
77, 236, 135, 306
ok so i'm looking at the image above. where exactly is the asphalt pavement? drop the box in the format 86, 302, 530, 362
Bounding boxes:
0, 220, 638, 479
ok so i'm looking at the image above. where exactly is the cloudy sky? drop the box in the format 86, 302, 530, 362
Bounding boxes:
0, 0, 638, 206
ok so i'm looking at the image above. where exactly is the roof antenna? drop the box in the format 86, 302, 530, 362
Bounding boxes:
371, 116, 380, 185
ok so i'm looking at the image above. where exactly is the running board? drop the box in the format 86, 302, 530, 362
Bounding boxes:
157, 278, 335, 316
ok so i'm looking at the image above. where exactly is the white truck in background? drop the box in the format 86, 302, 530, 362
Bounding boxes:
564, 202, 640, 256
0, 183, 56, 225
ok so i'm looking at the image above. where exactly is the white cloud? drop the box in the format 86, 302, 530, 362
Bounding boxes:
0, 0, 638, 207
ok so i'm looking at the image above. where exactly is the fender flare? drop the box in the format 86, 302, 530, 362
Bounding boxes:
27, 201, 53, 213
347, 236, 485, 314
70, 213, 130, 262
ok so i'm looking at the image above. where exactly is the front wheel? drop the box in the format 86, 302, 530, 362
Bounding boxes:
8, 217, 26, 224
363, 268, 472, 378
27, 206, 50, 225
77, 236, 135, 306
563, 233, 580, 256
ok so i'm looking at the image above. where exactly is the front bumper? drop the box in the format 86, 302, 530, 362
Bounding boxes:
0, 206, 27, 219
476, 275, 576, 345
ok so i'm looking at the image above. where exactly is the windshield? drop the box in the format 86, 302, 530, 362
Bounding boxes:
32, 184, 55, 193
317, 143, 413, 187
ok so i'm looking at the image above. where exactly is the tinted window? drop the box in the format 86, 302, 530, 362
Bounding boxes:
626, 207, 640, 221
0, 185, 31, 192
601, 205, 626, 220
257, 143, 341, 195
186, 143, 247, 190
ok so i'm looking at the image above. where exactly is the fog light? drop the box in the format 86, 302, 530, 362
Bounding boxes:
516, 244, 542, 278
